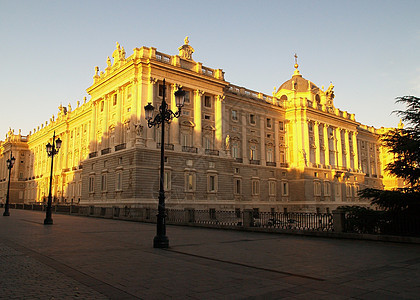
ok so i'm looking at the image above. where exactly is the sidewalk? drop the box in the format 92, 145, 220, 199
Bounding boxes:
0, 209, 419, 299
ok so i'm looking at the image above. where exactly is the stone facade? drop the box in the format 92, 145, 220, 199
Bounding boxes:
0, 39, 402, 212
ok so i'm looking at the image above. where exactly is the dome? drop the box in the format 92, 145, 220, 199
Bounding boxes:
277, 70, 320, 94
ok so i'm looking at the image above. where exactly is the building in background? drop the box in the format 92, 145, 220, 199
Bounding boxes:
0, 38, 402, 213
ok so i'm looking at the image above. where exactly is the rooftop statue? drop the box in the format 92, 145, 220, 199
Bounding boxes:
326, 83, 335, 101
178, 36, 194, 60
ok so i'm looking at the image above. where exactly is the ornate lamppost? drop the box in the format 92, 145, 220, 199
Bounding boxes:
44, 131, 62, 225
3, 151, 15, 216
144, 79, 185, 248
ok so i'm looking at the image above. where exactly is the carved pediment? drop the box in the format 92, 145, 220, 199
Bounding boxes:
181, 120, 195, 127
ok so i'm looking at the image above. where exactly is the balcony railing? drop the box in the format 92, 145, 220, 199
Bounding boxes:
279, 163, 289, 168
101, 148, 111, 155
235, 158, 243, 163
156, 143, 174, 150
266, 162, 276, 167
115, 143, 126, 151
89, 152, 97, 158
205, 149, 219, 156
182, 146, 198, 153
250, 160, 260, 165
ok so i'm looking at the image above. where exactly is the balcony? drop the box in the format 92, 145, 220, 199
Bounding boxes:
279, 163, 289, 168
205, 149, 219, 156
89, 152, 97, 158
156, 143, 174, 150
115, 143, 126, 151
250, 160, 260, 165
101, 148, 111, 155
266, 162, 276, 167
235, 158, 243, 163
182, 146, 198, 153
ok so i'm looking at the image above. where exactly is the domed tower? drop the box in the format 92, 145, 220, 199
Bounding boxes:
273, 55, 336, 170
274, 54, 334, 109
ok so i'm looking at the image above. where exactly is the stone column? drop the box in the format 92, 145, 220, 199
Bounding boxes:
314, 121, 320, 165
147, 78, 157, 146
373, 143, 378, 176
302, 118, 310, 167
344, 130, 351, 169
352, 132, 359, 172
193, 90, 203, 151
170, 83, 180, 147
323, 124, 330, 166
116, 88, 122, 145
260, 116, 266, 165
274, 119, 280, 166
90, 103, 97, 152
215, 95, 224, 150
242, 114, 248, 163
336, 128, 342, 168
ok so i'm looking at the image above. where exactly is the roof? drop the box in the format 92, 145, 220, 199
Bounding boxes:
277, 71, 320, 94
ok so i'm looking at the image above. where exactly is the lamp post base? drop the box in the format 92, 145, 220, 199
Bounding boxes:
153, 235, 169, 248
44, 218, 53, 225
3, 211, 10, 216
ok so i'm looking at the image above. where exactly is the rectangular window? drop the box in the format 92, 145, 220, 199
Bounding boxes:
158, 84, 166, 97
250, 145, 257, 160
186, 173, 195, 192
234, 178, 241, 195
324, 181, 331, 196
266, 118, 272, 128
314, 181, 321, 196
279, 121, 284, 131
207, 174, 217, 192
116, 172, 122, 191
204, 95, 211, 108
231, 110, 238, 121
101, 174, 107, 192
269, 181, 276, 196
266, 149, 274, 162
249, 114, 256, 125
252, 180, 260, 195
164, 171, 171, 191
113, 94, 117, 106
184, 91, 190, 103
89, 176, 95, 193
232, 145, 239, 158
281, 181, 289, 196
346, 184, 352, 197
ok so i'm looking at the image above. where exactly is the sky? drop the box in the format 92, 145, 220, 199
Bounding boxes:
1, 0, 419, 140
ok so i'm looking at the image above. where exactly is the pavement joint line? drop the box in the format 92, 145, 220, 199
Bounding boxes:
165, 248, 325, 282
3, 238, 141, 300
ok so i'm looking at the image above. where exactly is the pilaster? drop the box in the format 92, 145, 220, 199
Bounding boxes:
323, 124, 330, 166
344, 130, 351, 169
335, 128, 342, 168
352, 132, 359, 171
314, 121, 320, 165
193, 90, 203, 150
215, 95, 224, 150
170, 83, 180, 147
260, 116, 266, 165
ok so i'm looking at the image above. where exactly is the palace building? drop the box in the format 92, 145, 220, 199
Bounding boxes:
0, 38, 402, 213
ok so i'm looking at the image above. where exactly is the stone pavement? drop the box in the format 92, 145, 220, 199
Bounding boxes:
0, 210, 419, 299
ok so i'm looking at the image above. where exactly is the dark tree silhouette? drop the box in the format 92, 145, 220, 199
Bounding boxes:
359, 96, 420, 213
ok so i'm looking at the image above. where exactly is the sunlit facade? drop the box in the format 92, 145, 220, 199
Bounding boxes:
0, 38, 402, 212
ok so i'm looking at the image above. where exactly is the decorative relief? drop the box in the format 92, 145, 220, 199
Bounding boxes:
178, 36, 195, 60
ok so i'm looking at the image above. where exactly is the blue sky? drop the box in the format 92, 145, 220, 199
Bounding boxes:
1, 0, 419, 140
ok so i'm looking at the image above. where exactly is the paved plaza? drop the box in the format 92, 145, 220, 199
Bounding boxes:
0, 209, 419, 299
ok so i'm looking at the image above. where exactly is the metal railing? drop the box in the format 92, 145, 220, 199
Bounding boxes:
255, 212, 333, 231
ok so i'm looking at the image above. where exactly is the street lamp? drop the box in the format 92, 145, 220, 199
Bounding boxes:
3, 151, 16, 216
144, 79, 185, 248
44, 131, 62, 225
